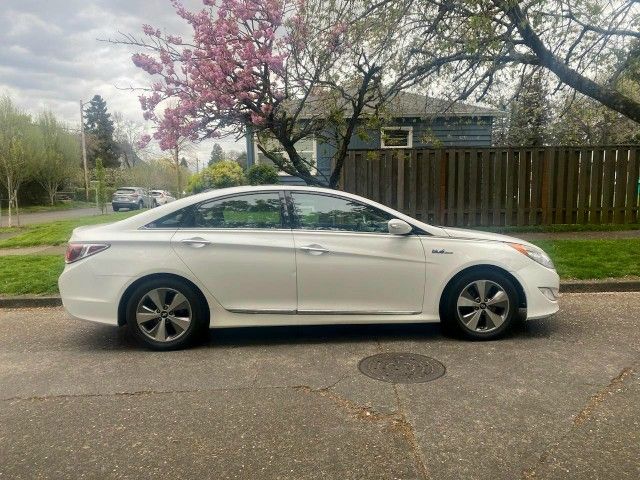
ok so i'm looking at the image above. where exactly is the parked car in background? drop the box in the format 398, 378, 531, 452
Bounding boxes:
150, 190, 176, 207
60, 185, 559, 350
111, 187, 150, 211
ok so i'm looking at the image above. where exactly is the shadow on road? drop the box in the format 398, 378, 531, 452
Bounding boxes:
73, 315, 556, 352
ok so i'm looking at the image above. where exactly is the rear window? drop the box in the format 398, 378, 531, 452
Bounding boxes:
151, 191, 163, 196
115, 188, 136, 194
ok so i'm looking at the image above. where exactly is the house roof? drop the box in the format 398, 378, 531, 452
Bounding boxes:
293, 91, 503, 120
384, 92, 502, 118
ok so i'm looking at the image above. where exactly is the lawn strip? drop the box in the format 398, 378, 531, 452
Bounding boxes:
0, 255, 65, 296
0, 211, 138, 248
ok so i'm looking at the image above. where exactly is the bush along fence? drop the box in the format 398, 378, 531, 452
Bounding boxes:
338, 146, 640, 227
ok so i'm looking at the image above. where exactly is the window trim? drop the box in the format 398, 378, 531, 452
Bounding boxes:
254, 136, 318, 176
380, 126, 413, 149
286, 190, 405, 235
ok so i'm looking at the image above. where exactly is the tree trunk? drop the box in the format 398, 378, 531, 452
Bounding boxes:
14, 189, 20, 227
6, 175, 12, 228
174, 146, 182, 197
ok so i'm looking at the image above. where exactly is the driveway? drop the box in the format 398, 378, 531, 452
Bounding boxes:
0, 293, 638, 479
0, 206, 114, 227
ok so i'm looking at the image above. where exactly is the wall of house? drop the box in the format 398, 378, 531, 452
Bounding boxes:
247, 116, 494, 185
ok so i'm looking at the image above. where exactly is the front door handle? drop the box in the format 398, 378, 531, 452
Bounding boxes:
180, 237, 212, 248
300, 244, 329, 255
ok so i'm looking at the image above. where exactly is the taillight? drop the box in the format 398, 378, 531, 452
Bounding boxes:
65, 243, 110, 264
132, 193, 139, 198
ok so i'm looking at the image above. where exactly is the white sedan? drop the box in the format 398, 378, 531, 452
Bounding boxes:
150, 190, 176, 207
59, 185, 559, 350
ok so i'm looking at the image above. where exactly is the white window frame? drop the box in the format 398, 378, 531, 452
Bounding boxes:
254, 136, 318, 176
380, 126, 413, 149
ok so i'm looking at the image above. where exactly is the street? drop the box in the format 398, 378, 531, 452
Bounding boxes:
1, 292, 638, 479
0, 205, 119, 228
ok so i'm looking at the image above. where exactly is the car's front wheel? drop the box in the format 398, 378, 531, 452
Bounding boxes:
125, 278, 208, 350
442, 270, 518, 340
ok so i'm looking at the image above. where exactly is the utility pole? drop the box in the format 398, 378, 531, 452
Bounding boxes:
80, 100, 90, 201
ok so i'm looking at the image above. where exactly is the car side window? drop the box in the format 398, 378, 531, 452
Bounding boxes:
290, 193, 394, 233
194, 192, 283, 229
145, 208, 191, 229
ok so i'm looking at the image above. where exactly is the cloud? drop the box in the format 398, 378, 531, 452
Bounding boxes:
0, 0, 245, 160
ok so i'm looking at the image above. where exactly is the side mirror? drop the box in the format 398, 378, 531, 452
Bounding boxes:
388, 219, 412, 235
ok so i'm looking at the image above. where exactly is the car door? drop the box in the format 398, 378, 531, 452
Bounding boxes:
288, 191, 426, 314
171, 191, 297, 312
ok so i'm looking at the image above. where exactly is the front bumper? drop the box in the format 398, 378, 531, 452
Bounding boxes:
514, 263, 560, 320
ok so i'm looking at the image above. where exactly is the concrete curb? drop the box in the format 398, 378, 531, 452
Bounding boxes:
1, 280, 639, 309
0, 296, 62, 309
560, 280, 640, 293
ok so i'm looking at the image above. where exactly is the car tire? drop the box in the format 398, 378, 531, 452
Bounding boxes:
138, 201, 143, 210
441, 270, 519, 340
125, 277, 209, 350
112, 206, 119, 212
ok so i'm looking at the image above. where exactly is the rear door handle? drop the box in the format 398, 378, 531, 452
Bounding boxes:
300, 244, 329, 255
180, 237, 212, 248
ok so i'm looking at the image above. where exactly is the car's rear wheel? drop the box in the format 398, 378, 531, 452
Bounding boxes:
112, 206, 119, 212
137, 201, 144, 210
441, 270, 518, 340
126, 278, 208, 350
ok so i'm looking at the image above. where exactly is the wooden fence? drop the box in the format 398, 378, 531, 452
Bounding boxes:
339, 146, 640, 226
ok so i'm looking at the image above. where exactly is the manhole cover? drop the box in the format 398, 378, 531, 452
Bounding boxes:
358, 352, 445, 384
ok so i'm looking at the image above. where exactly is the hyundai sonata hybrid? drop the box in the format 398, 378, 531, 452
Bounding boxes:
59, 185, 559, 350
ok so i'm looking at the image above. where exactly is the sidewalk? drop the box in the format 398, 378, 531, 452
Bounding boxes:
512, 229, 640, 241
0, 245, 67, 256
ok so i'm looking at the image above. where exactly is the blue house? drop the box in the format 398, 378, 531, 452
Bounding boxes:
245, 92, 501, 184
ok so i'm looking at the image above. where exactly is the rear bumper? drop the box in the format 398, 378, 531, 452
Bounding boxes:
112, 202, 139, 209
58, 260, 129, 326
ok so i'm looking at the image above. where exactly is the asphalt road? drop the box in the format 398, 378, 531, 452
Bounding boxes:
0, 205, 115, 227
0, 293, 638, 479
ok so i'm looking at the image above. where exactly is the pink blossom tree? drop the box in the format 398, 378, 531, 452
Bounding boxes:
116, 0, 414, 187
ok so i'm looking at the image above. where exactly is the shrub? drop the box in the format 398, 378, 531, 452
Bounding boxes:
186, 160, 246, 194
246, 164, 279, 185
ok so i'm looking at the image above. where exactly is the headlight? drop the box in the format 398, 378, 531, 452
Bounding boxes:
508, 243, 555, 270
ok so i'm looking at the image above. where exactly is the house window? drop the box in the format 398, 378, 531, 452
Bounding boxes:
381, 127, 413, 149
255, 136, 317, 176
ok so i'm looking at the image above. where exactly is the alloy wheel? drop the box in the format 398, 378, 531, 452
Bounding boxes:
456, 280, 510, 333
135, 288, 192, 342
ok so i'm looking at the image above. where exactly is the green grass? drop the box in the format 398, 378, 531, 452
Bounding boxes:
475, 223, 640, 234
0, 255, 65, 295
531, 239, 640, 279
0, 211, 138, 248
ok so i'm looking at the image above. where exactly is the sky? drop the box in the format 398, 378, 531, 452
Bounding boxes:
0, 0, 245, 166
